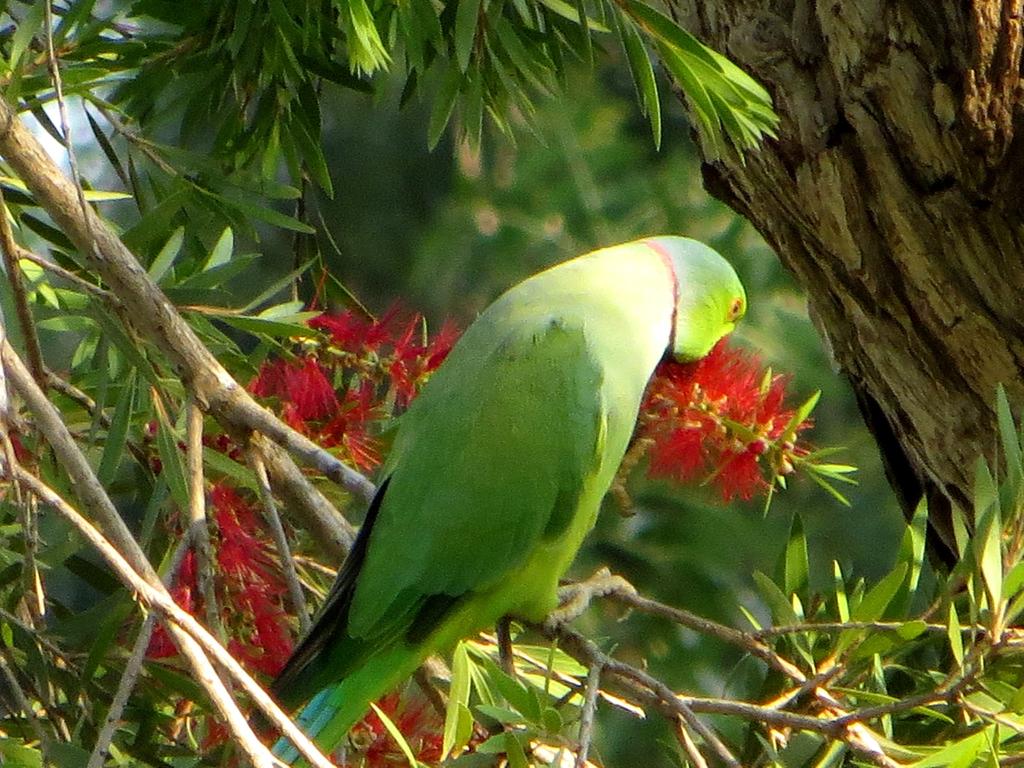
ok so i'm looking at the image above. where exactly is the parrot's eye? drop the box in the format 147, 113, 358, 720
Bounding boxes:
727, 297, 745, 322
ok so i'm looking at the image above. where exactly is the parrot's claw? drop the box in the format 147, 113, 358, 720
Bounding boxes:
544, 567, 637, 631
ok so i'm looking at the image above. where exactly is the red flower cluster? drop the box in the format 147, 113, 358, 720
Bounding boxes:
639, 339, 810, 501
148, 484, 292, 677
249, 309, 458, 471
343, 691, 444, 767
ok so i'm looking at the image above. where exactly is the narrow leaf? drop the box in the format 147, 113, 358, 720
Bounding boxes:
455, 0, 483, 72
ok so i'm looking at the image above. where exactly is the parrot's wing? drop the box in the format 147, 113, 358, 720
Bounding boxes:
345, 316, 608, 640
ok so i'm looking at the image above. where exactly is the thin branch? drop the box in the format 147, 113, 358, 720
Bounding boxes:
673, 717, 709, 768
250, 449, 310, 634
87, 534, 193, 768
17, 245, 113, 300
186, 400, 223, 640
675, 702, 740, 768
540, 623, 839, 736
0, 187, 44, 384
606, 588, 807, 682
42, 0, 96, 261
574, 661, 602, 768
256, 437, 355, 561
497, 616, 515, 677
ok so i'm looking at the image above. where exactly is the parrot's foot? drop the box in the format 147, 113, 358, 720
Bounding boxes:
543, 567, 637, 631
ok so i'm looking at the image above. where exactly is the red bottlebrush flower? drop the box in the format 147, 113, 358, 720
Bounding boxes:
285, 357, 338, 422
250, 356, 339, 425
320, 381, 382, 470
423, 320, 459, 373
310, 311, 373, 351
147, 551, 197, 659
249, 358, 290, 399
311, 306, 402, 353
147, 485, 294, 726
640, 339, 811, 502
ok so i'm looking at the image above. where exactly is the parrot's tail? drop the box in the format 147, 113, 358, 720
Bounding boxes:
271, 642, 425, 766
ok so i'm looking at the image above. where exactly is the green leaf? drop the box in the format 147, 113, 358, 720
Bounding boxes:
752, 570, 799, 625
618, 15, 661, 148
475, 703, 526, 725
154, 399, 190, 512
911, 727, 989, 768
974, 458, 1003, 607
212, 312, 318, 339
998, 384, 1023, 483
205, 227, 234, 270
148, 226, 185, 284
851, 562, 908, 622
291, 117, 335, 198
534, 0, 608, 31
428, 67, 463, 149
202, 447, 258, 489
833, 561, 849, 622
444, 641, 473, 757
503, 731, 529, 768
948, 601, 964, 667
238, 258, 315, 313
10, 1, 45, 72
783, 513, 809, 596
369, 702, 419, 768
97, 370, 137, 484
455, 0, 483, 72
0, 738, 42, 768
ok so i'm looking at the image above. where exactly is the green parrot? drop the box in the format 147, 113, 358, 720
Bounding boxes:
271, 236, 746, 761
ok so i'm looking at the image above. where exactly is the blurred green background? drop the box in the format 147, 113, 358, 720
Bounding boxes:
284, 64, 906, 766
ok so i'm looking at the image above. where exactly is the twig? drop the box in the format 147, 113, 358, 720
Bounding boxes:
17, 245, 113, 300
541, 623, 839, 736
186, 400, 223, 640
19, 493, 45, 621
42, 0, 97, 262
574, 661, 602, 768
255, 437, 355, 561
0, 187, 44, 384
250, 449, 310, 633
6, 461, 335, 768
497, 616, 515, 677
414, 656, 451, 719
673, 717, 710, 768
0, 608, 67, 661
675, 702, 740, 768
87, 534, 193, 768
606, 588, 807, 682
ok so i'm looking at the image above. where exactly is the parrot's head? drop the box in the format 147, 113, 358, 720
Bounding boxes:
645, 236, 747, 363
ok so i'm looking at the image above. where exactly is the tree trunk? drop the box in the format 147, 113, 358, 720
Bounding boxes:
673, 0, 1024, 558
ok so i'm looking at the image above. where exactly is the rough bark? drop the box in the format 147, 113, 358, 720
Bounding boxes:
674, 0, 1024, 558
